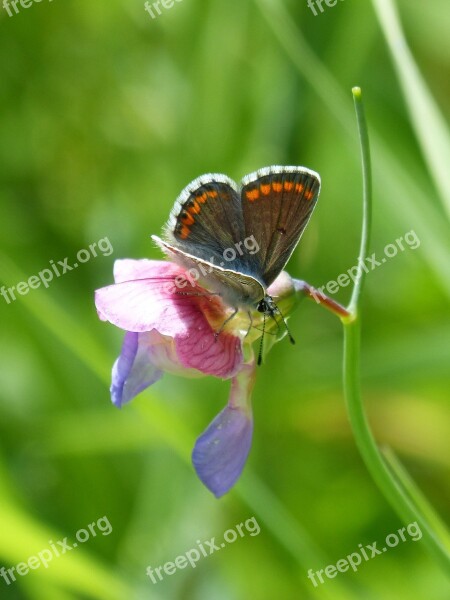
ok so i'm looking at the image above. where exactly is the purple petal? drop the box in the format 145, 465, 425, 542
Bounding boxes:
111, 331, 163, 407
192, 361, 256, 497
192, 404, 253, 498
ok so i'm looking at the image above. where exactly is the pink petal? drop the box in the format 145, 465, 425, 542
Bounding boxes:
95, 259, 243, 379
113, 259, 183, 284
267, 271, 295, 298
176, 309, 242, 378
95, 261, 205, 335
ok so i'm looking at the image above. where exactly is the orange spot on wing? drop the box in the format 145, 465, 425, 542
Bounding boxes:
180, 226, 190, 239
207, 190, 218, 198
260, 184, 271, 195
196, 192, 208, 203
181, 212, 195, 225
272, 181, 283, 192
283, 181, 294, 192
304, 189, 314, 201
295, 183, 304, 193
189, 200, 201, 214
246, 188, 260, 201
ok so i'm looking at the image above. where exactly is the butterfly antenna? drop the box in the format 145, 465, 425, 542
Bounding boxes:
276, 304, 295, 345
257, 311, 266, 366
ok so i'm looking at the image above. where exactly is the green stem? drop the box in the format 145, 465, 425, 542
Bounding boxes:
347, 87, 372, 317
343, 87, 450, 574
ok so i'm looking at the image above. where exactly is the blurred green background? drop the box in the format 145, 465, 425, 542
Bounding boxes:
0, 0, 449, 598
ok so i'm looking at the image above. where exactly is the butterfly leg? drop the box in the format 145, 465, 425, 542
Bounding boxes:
244, 311, 275, 337
214, 308, 238, 342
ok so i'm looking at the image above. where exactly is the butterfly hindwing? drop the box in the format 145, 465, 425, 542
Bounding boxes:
152, 236, 265, 308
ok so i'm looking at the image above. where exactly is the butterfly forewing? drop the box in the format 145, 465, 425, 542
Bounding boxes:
157, 165, 320, 312
163, 174, 247, 271
240, 166, 320, 287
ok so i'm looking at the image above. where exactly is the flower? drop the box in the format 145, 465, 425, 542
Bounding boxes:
95, 258, 301, 497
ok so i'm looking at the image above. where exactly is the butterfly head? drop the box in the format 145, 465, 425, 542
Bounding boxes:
256, 295, 295, 366
256, 296, 277, 316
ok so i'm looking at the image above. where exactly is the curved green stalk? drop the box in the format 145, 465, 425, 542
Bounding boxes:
347, 88, 372, 317
343, 88, 450, 574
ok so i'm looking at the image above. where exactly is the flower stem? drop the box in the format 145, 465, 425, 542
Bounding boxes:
295, 280, 351, 319
343, 87, 450, 573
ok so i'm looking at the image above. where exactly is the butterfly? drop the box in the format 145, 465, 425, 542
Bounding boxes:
152, 165, 321, 361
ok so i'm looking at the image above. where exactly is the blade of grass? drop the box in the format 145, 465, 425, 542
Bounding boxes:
0, 502, 136, 600
0, 252, 111, 382
382, 447, 450, 554
238, 473, 368, 600
372, 0, 450, 217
